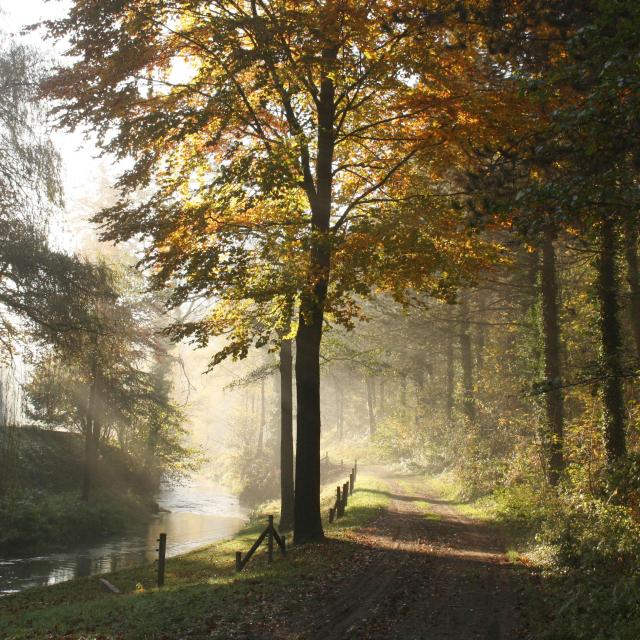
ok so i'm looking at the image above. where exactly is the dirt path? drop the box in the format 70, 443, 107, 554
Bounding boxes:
305, 470, 528, 640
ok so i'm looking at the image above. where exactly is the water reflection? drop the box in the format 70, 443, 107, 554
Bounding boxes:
0, 482, 248, 595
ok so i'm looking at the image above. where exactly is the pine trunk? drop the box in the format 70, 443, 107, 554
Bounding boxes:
598, 215, 626, 465
541, 225, 565, 485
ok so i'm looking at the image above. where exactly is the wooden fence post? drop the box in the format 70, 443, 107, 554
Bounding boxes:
235, 551, 242, 572
157, 533, 166, 587
342, 482, 349, 509
337, 486, 344, 517
267, 515, 274, 563
349, 471, 354, 495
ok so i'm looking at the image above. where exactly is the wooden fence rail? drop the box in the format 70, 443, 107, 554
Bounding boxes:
235, 515, 286, 572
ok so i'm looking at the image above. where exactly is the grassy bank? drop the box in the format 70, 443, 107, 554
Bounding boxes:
0, 428, 156, 552
0, 473, 390, 640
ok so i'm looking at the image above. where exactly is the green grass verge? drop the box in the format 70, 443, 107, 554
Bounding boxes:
397, 472, 497, 521
0, 474, 390, 640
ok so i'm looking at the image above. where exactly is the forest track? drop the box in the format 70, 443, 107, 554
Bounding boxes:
306, 468, 528, 640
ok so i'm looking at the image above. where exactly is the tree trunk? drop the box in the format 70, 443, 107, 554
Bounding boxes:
366, 377, 376, 436
623, 214, 640, 359
294, 295, 326, 543
81, 350, 99, 502
476, 294, 487, 371
541, 225, 565, 485
598, 215, 627, 465
279, 339, 294, 530
446, 306, 455, 425
293, 47, 335, 544
81, 418, 94, 502
459, 297, 476, 427
257, 377, 265, 454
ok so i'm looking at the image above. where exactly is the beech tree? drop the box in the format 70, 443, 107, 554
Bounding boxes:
43, 1, 490, 541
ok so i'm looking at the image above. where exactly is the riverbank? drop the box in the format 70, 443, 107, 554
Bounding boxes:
0, 472, 391, 639
0, 428, 157, 554
0, 490, 151, 553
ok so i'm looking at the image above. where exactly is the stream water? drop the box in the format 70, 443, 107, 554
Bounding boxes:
0, 482, 248, 595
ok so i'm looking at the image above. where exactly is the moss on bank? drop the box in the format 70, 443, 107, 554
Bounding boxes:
0, 473, 390, 640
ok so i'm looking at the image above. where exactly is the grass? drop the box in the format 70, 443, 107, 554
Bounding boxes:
406, 471, 498, 521
0, 473, 390, 640
394, 478, 442, 520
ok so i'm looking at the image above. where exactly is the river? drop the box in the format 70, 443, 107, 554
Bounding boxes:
0, 482, 248, 595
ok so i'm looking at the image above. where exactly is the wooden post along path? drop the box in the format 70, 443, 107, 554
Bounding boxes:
336, 485, 344, 517
328, 461, 358, 525
157, 533, 167, 587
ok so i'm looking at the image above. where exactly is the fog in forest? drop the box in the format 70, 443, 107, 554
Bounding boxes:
2, 1, 640, 638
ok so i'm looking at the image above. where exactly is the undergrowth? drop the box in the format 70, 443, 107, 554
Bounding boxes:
471, 479, 640, 639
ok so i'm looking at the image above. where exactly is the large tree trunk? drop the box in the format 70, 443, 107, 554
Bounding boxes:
623, 214, 640, 359
294, 291, 326, 543
459, 296, 476, 427
541, 225, 565, 486
366, 377, 376, 436
598, 215, 627, 465
279, 339, 294, 530
293, 49, 335, 544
